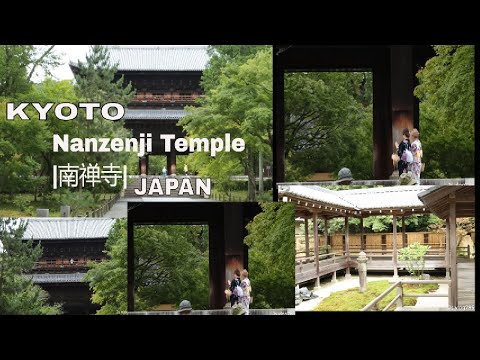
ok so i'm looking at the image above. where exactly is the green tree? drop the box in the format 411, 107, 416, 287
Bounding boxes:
244, 202, 295, 309
0, 218, 61, 314
68, 45, 135, 196
85, 220, 209, 314
415, 45, 474, 178
181, 48, 272, 201
0, 45, 60, 97
284, 72, 373, 181
202, 45, 270, 92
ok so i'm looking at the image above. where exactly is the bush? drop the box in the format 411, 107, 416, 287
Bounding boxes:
12, 197, 30, 212
398, 242, 430, 278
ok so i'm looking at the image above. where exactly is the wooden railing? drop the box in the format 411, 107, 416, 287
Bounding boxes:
457, 245, 474, 258
361, 279, 451, 311
210, 192, 247, 202
85, 192, 121, 218
131, 93, 200, 104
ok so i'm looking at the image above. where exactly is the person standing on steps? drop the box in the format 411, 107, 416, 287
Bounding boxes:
409, 128, 423, 185
227, 269, 241, 307
395, 128, 411, 175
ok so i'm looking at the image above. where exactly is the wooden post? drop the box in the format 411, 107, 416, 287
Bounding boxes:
360, 217, 365, 250
304, 217, 309, 257
449, 193, 457, 307
402, 215, 407, 248
445, 219, 450, 279
392, 215, 399, 279
396, 283, 403, 309
345, 216, 351, 278
324, 218, 328, 253
313, 212, 320, 289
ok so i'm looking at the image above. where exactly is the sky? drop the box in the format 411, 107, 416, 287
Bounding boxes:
36, 45, 207, 82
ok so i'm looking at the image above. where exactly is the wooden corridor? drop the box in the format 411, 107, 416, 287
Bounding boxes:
458, 261, 475, 307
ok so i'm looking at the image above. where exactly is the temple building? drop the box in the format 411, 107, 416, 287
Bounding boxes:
16, 218, 116, 314
70, 46, 209, 176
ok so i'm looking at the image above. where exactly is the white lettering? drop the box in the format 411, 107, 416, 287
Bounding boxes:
101, 102, 124, 121
232, 138, 245, 152
53, 134, 69, 152
175, 138, 189, 152
32, 103, 54, 120
79, 102, 100, 120
6, 103, 29, 120
148, 178, 164, 195
178, 179, 194, 195
196, 178, 211, 196
135, 177, 147, 196
55, 103, 77, 121
211, 138, 224, 156
165, 178, 178, 195
160, 134, 176, 152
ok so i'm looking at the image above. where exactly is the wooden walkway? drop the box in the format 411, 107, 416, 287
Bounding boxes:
458, 261, 475, 307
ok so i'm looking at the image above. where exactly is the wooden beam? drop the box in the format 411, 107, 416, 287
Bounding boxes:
449, 193, 457, 307
402, 215, 407, 248
324, 218, 329, 252
392, 215, 399, 278
445, 219, 450, 280
304, 217, 309, 257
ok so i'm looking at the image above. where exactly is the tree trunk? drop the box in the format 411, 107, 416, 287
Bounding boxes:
247, 150, 256, 201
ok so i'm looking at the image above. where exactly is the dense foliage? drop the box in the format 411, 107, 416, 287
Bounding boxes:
181, 46, 272, 200
415, 45, 474, 178
284, 72, 373, 181
0, 218, 61, 314
244, 202, 295, 309
85, 220, 209, 314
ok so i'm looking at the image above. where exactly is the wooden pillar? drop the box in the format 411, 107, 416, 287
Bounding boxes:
372, 49, 393, 179
304, 217, 309, 257
449, 194, 457, 307
392, 215, 399, 278
139, 155, 148, 176
402, 215, 407, 248
313, 212, 320, 289
360, 217, 365, 250
167, 150, 176, 175
127, 220, 134, 312
272, 54, 285, 200
345, 216, 351, 278
445, 219, 450, 279
390, 46, 415, 161
324, 218, 328, 253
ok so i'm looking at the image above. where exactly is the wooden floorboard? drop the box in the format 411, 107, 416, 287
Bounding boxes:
458, 261, 475, 307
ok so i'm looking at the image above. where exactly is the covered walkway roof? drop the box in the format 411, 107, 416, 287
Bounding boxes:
279, 185, 433, 218
418, 184, 475, 219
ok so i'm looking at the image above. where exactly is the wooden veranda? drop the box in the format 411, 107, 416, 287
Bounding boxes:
281, 181, 475, 307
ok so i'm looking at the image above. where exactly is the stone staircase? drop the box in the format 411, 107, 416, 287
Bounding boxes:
124, 175, 209, 199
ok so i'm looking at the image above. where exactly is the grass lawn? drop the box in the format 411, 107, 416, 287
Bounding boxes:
314, 280, 439, 311
0, 193, 117, 218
